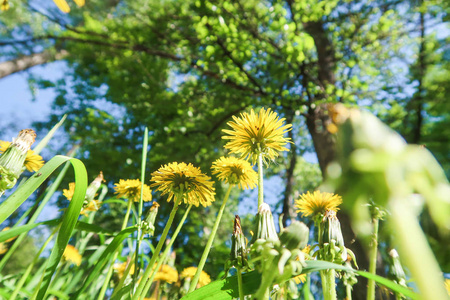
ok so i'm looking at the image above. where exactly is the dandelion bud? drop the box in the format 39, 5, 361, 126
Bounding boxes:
321, 210, 347, 263
142, 202, 160, 235
279, 221, 309, 251
250, 203, 279, 244
0, 129, 36, 195
230, 215, 248, 269
85, 171, 104, 202
388, 249, 407, 288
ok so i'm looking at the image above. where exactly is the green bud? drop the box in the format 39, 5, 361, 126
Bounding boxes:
279, 221, 309, 251
85, 171, 104, 202
250, 203, 279, 244
388, 249, 407, 287
229, 215, 249, 269
142, 202, 160, 235
321, 210, 347, 263
0, 129, 36, 196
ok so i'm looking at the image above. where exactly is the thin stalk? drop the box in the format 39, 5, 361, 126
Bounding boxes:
188, 185, 233, 292
134, 128, 149, 284
303, 274, 312, 300
132, 195, 182, 300
9, 226, 59, 300
322, 269, 336, 300
97, 199, 134, 300
141, 204, 193, 299
110, 250, 137, 299
257, 152, 264, 208
346, 283, 353, 300
367, 217, 379, 300
236, 266, 245, 300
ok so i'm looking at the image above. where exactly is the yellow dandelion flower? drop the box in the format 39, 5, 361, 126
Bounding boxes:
2, 227, 17, 243
63, 182, 76, 200
445, 278, 450, 295
150, 162, 215, 207
63, 182, 103, 216
1, 0, 9, 11
294, 190, 342, 217
80, 200, 102, 216
181, 266, 211, 287
301, 245, 311, 256
211, 156, 258, 189
153, 264, 178, 284
0, 242, 8, 255
114, 179, 152, 202
63, 245, 81, 266
0, 141, 44, 172
222, 108, 292, 164
114, 261, 135, 279
293, 274, 307, 284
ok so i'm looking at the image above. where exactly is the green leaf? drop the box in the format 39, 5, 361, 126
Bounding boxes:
70, 226, 138, 298
181, 260, 419, 300
34, 156, 88, 300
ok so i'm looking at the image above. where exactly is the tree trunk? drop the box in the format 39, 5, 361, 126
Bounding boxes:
0, 50, 68, 79
281, 113, 297, 227
304, 20, 371, 299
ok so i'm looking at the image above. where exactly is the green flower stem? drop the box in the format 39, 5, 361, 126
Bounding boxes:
97, 199, 134, 300
346, 283, 353, 300
321, 269, 336, 300
135, 128, 149, 285
132, 195, 182, 300
303, 274, 312, 300
110, 250, 137, 299
236, 266, 245, 300
141, 204, 193, 298
188, 185, 233, 293
367, 216, 379, 300
257, 152, 264, 208
9, 225, 59, 300
389, 199, 448, 300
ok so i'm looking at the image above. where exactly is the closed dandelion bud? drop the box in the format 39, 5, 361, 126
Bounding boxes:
322, 210, 347, 262
250, 203, 279, 244
388, 249, 407, 288
279, 221, 309, 251
85, 171, 104, 202
0, 129, 36, 195
142, 202, 160, 235
230, 215, 248, 268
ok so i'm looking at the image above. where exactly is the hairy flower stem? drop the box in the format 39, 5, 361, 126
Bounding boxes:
321, 269, 337, 300
237, 266, 245, 300
188, 185, 233, 292
98, 199, 134, 300
141, 204, 193, 298
367, 216, 379, 300
257, 152, 264, 208
133, 195, 182, 300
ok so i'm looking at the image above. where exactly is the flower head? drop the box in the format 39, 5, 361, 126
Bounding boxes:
63, 178, 103, 216
114, 179, 152, 202
150, 162, 215, 207
222, 108, 292, 164
114, 261, 135, 279
293, 274, 307, 284
0, 140, 44, 173
211, 156, 257, 189
294, 191, 342, 217
181, 266, 211, 287
63, 245, 82, 266
153, 264, 178, 284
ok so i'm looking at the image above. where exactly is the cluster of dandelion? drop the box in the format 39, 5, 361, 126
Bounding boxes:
1, 106, 449, 300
